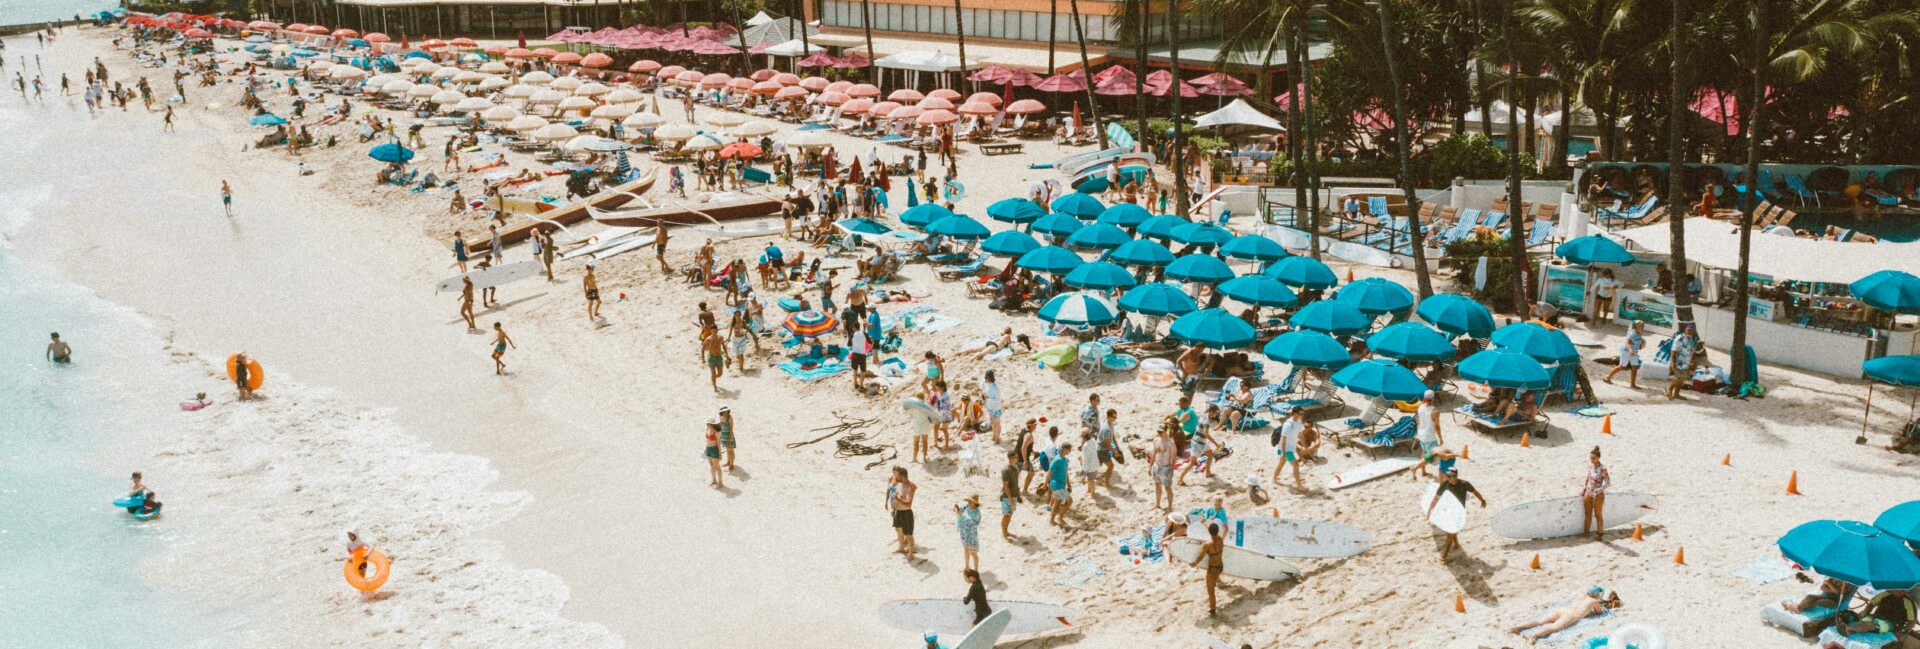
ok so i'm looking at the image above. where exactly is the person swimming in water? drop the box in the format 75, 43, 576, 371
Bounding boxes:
47, 332, 71, 364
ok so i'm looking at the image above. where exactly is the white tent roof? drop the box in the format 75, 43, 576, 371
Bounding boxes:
1464, 100, 1534, 126
874, 50, 981, 72
1616, 217, 1920, 284
1194, 98, 1283, 131
763, 38, 824, 57
746, 11, 775, 26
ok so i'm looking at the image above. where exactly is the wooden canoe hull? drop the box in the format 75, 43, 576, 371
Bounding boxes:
590, 192, 786, 228
468, 169, 656, 254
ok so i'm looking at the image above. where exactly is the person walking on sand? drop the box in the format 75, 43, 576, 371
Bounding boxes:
1665, 324, 1700, 400
1580, 446, 1610, 540
998, 451, 1020, 540
1426, 467, 1488, 560
653, 219, 672, 274
452, 231, 470, 273
1047, 443, 1073, 528
487, 224, 503, 263
163, 105, 175, 132
476, 257, 499, 308
703, 418, 725, 488
583, 263, 602, 321
954, 494, 982, 573
983, 370, 1004, 443
539, 230, 556, 281
888, 466, 918, 558
458, 277, 477, 330
1412, 390, 1444, 481
219, 180, 232, 215
1188, 522, 1226, 617
232, 351, 255, 401
489, 322, 515, 375
702, 327, 726, 391
962, 568, 989, 625
1273, 408, 1306, 488
46, 332, 72, 364
1151, 423, 1176, 510
717, 407, 738, 470
1604, 320, 1645, 388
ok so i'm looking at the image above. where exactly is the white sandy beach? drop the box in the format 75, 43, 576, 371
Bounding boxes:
7, 26, 1920, 649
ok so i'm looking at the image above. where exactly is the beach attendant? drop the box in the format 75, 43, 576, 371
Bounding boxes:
46, 332, 71, 364
703, 418, 724, 488
1580, 446, 1610, 540
1605, 320, 1646, 388
1426, 468, 1488, 560
954, 494, 981, 573
490, 322, 515, 375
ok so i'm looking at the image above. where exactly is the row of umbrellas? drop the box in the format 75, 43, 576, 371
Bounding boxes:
1779, 502, 1920, 590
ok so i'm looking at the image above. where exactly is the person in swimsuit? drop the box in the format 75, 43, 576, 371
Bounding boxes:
1151, 422, 1176, 510
717, 407, 737, 471
703, 419, 725, 488
702, 329, 726, 392
921, 351, 945, 393
583, 263, 601, 322
232, 351, 254, 401
1427, 468, 1488, 560
452, 231, 469, 273
653, 219, 671, 274
728, 315, 751, 373
888, 466, 917, 558
1508, 586, 1622, 643
1580, 446, 1611, 540
458, 277, 477, 330
1189, 522, 1226, 616
220, 179, 232, 215
1178, 408, 1221, 486
490, 322, 515, 375
46, 332, 71, 364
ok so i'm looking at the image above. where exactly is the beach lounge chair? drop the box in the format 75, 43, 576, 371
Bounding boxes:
1783, 174, 1833, 208
1367, 197, 1391, 220
1736, 169, 1779, 202
1345, 415, 1418, 455
1597, 195, 1657, 225
1815, 626, 1901, 649
1761, 600, 1839, 638
955, 432, 987, 476
1272, 382, 1344, 419
1524, 219, 1556, 248
1323, 398, 1391, 443
1460, 394, 1550, 438
1076, 341, 1113, 379
936, 254, 990, 280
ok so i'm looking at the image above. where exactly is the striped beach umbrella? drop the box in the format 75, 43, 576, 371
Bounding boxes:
783, 310, 840, 338
1038, 292, 1120, 327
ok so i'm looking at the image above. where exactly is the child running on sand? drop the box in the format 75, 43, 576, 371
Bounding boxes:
490, 322, 515, 375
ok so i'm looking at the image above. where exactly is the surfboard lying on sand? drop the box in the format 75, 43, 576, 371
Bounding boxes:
434, 260, 543, 292
1325, 456, 1420, 491
952, 609, 1011, 649
1227, 517, 1373, 559
1421, 482, 1467, 534
878, 599, 1077, 637
1490, 492, 1658, 540
1165, 537, 1302, 581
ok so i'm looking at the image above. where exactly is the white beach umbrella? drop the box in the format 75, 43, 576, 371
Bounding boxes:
563, 134, 604, 151
574, 82, 611, 97
786, 130, 832, 148
381, 80, 415, 95
503, 84, 536, 98
407, 84, 440, 99
398, 58, 432, 72
330, 66, 368, 80
528, 88, 568, 104
431, 89, 469, 105
481, 105, 522, 122
506, 115, 549, 133
479, 61, 509, 74
605, 88, 643, 104
556, 96, 597, 111
704, 112, 748, 127
730, 121, 777, 137
590, 103, 636, 119
623, 112, 665, 128
366, 73, 401, 87
453, 96, 494, 112
534, 123, 580, 142
452, 70, 486, 84
550, 76, 583, 92
476, 76, 510, 91
308, 60, 334, 71
653, 123, 696, 141
681, 133, 726, 151
521, 71, 554, 85
431, 65, 461, 79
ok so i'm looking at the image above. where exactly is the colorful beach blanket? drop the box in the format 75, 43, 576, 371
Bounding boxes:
1114, 525, 1167, 566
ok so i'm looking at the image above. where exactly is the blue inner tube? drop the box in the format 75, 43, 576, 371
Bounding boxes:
113, 494, 147, 509
132, 503, 163, 521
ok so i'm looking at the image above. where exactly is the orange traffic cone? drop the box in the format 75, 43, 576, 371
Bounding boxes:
1519, 432, 1532, 448
1270, 507, 1280, 518
1721, 453, 1731, 466
1631, 523, 1644, 541
1454, 593, 1466, 613
1459, 445, 1471, 460
1673, 546, 1686, 565
1529, 553, 1541, 570
1601, 414, 1613, 435
1347, 269, 1356, 283
1786, 471, 1801, 495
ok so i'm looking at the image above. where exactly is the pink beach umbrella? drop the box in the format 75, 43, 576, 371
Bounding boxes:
552, 52, 584, 64
700, 72, 733, 87
531, 47, 559, 59
1004, 99, 1047, 114
751, 80, 783, 94
916, 96, 955, 111
1004, 70, 1045, 87
729, 78, 756, 91
657, 64, 687, 78
1034, 73, 1086, 93
749, 69, 776, 81
774, 86, 810, 99
838, 55, 872, 69
915, 109, 959, 126
817, 91, 851, 106
675, 70, 706, 85
969, 65, 1011, 83
955, 100, 998, 116
798, 76, 829, 91
888, 105, 926, 121
868, 101, 902, 117
966, 91, 1002, 106
887, 88, 924, 103
825, 80, 854, 94
927, 88, 962, 101
581, 53, 614, 68
842, 98, 876, 114
846, 83, 881, 97
772, 72, 802, 86
505, 48, 536, 58
364, 32, 390, 43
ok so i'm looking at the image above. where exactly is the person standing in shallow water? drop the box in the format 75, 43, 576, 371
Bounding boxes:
46, 332, 71, 364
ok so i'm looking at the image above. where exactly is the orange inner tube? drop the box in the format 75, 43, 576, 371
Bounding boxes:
225, 355, 265, 391
344, 549, 391, 592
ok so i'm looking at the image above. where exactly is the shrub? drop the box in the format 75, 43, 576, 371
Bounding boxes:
1438, 234, 1526, 313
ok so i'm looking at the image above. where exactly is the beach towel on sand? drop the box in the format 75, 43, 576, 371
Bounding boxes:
1114, 525, 1167, 565
778, 349, 851, 382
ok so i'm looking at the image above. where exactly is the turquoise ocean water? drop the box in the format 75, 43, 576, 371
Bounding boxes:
2, 0, 115, 26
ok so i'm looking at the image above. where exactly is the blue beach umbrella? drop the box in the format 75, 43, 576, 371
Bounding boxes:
368, 142, 414, 163
1165, 254, 1235, 284
1063, 223, 1133, 251
1051, 192, 1105, 219
1263, 330, 1352, 369
1109, 239, 1176, 268
346, 38, 370, 48
1874, 501, 1920, 544
1039, 291, 1120, 326
1290, 300, 1373, 336
1456, 348, 1552, 389
1864, 355, 1920, 387
1555, 235, 1636, 266
900, 203, 955, 229
1031, 212, 1086, 237
1118, 283, 1198, 317
1171, 308, 1259, 350
905, 180, 919, 207
1265, 256, 1338, 289
250, 113, 288, 126
982, 230, 1040, 258
1491, 322, 1580, 364
1016, 245, 1085, 275
1171, 222, 1234, 247
1335, 277, 1416, 315
1778, 519, 1920, 589
1098, 203, 1152, 229
403, 50, 434, 60
1220, 234, 1288, 262
1417, 293, 1496, 339
1367, 322, 1456, 362
1331, 358, 1429, 401
1852, 270, 1920, 315
986, 198, 1045, 224
926, 215, 990, 240
460, 53, 487, 63
1137, 215, 1188, 241
835, 217, 893, 237
1219, 275, 1298, 308
1064, 261, 1139, 290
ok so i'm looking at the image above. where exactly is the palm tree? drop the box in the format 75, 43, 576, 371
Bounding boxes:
1501, 0, 1529, 308
1665, 0, 1693, 329
1193, 0, 1316, 249
1520, 0, 1629, 174
862, 0, 877, 83
1168, 0, 1188, 217
1730, 2, 1765, 390
1376, 0, 1433, 296
1068, 0, 1108, 148
954, 0, 969, 83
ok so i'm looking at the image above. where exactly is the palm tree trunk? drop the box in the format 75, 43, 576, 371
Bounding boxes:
727, 0, 753, 74
1288, 17, 1310, 256
1378, 0, 1430, 297
1300, 18, 1321, 253
1731, 3, 1762, 389
1134, 0, 1149, 155
861, 0, 876, 83
1553, 84, 1572, 177
954, 0, 968, 80
1502, 0, 1528, 309
1666, 0, 1692, 328
1068, 0, 1108, 149
1168, 0, 1186, 218
1048, 0, 1057, 72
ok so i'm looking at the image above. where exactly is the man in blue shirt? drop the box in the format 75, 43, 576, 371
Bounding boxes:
1048, 443, 1073, 528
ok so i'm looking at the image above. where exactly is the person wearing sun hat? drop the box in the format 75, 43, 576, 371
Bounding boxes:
954, 494, 982, 573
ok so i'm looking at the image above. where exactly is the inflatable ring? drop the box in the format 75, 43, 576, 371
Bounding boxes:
225, 355, 265, 391
1606, 623, 1666, 649
942, 180, 966, 202
344, 549, 392, 592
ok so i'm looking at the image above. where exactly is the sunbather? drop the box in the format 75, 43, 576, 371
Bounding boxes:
1221, 380, 1256, 430
955, 328, 1031, 360
1818, 588, 1914, 648
1507, 586, 1622, 644
1783, 577, 1847, 613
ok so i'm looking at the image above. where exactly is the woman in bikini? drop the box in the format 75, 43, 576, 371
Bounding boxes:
703, 419, 725, 488
1188, 523, 1226, 616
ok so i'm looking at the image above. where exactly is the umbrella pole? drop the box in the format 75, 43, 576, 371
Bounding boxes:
1859, 382, 1874, 445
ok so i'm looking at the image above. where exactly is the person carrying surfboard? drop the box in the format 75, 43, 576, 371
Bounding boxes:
1187, 523, 1226, 617
1426, 468, 1487, 560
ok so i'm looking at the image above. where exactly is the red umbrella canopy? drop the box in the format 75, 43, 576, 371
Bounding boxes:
1094, 73, 1137, 96
796, 52, 836, 67
1004, 70, 1045, 87
728, 77, 755, 90
868, 101, 902, 117
837, 55, 871, 69
1144, 70, 1198, 98
719, 141, 764, 159
751, 80, 783, 94
842, 98, 875, 113
364, 32, 390, 43
581, 52, 613, 68
332, 28, 359, 38
1091, 64, 1133, 84
969, 65, 1012, 83
184, 28, 212, 39
303, 25, 330, 35
1192, 73, 1252, 97
1034, 73, 1086, 93
916, 109, 959, 126
451, 37, 478, 47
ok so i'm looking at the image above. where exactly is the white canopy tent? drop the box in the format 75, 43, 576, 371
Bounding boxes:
763, 38, 825, 58
746, 11, 775, 26
1194, 99, 1284, 131
1617, 217, 1920, 285
874, 50, 982, 73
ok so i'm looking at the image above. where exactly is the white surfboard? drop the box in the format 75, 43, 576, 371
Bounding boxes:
435, 260, 542, 292
1165, 537, 1301, 582
1421, 482, 1467, 534
1490, 492, 1659, 540
1225, 517, 1373, 559
952, 609, 1011, 649
878, 599, 1076, 637
1325, 456, 1420, 491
